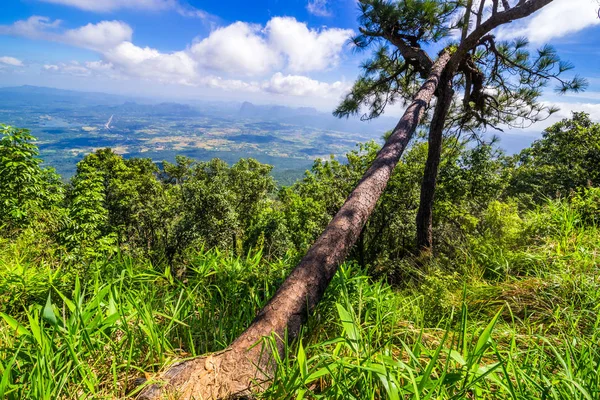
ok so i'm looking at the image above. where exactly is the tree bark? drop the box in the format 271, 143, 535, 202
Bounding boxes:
138, 50, 452, 400
416, 78, 454, 252
413, 0, 556, 253
136, 2, 558, 396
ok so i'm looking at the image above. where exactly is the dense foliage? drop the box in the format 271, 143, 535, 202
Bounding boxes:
1, 113, 599, 398
510, 112, 600, 202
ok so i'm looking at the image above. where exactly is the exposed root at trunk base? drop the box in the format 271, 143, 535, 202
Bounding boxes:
137, 347, 273, 400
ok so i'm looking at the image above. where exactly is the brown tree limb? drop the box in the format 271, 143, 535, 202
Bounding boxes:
450, 0, 554, 74
138, 50, 453, 400
416, 77, 455, 252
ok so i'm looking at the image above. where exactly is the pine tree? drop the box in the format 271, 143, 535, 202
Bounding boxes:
335, 0, 586, 253
140, 1, 573, 398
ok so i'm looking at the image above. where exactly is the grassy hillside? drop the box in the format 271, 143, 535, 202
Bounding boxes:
1, 194, 599, 399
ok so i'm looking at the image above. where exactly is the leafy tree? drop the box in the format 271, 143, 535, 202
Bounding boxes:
59, 150, 278, 263
66, 149, 170, 261
162, 157, 276, 260
59, 162, 112, 257
433, 139, 512, 254
229, 158, 277, 246
0, 125, 62, 233
288, 137, 511, 269
510, 112, 600, 201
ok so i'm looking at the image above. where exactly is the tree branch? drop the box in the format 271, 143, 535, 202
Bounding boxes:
449, 0, 555, 73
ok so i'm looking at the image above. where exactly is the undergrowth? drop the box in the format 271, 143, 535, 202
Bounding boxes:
0, 195, 599, 399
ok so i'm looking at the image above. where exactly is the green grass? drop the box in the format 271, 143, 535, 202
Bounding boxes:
1, 197, 599, 399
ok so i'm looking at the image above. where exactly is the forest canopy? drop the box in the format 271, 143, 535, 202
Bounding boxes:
0, 113, 597, 268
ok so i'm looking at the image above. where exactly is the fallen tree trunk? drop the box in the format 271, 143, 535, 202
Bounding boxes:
138, 50, 451, 400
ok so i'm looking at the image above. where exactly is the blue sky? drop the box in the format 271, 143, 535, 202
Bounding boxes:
0, 0, 599, 131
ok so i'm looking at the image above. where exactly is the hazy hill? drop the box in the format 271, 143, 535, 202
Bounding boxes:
0, 85, 128, 107
0, 85, 539, 154
96, 101, 204, 118
238, 101, 401, 137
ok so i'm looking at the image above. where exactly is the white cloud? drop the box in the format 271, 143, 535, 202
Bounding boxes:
0, 17, 132, 52
44, 60, 126, 80
44, 61, 92, 77
497, 0, 600, 43
62, 21, 133, 51
511, 100, 600, 133
37, 0, 212, 20
2, 16, 352, 78
0, 16, 62, 40
565, 91, 600, 102
191, 17, 352, 76
41, 59, 347, 99
0, 56, 24, 67
546, 101, 600, 121
267, 17, 352, 72
104, 42, 198, 84
307, 0, 331, 17
200, 76, 261, 92
263, 72, 349, 98
190, 22, 280, 76
39, 0, 169, 12
85, 60, 115, 72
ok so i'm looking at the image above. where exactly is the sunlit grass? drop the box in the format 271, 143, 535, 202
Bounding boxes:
1, 196, 599, 399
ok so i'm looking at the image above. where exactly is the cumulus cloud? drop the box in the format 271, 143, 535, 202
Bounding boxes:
42, 59, 347, 99
2, 16, 352, 77
104, 42, 198, 84
200, 76, 261, 92
190, 22, 280, 76
263, 72, 349, 98
497, 0, 600, 43
191, 17, 352, 76
510, 100, 600, 133
39, 0, 173, 11
0, 17, 132, 51
267, 17, 351, 72
546, 101, 600, 121
0, 56, 24, 67
62, 21, 133, 51
44, 60, 125, 80
0, 16, 62, 40
566, 91, 600, 102
307, 0, 331, 17
37, 0, 212, 20
44, 61, 93, 77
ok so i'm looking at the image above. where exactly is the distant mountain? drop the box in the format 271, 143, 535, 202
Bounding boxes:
97, 101, 203, 117
239, 101, 320, 119
238, 101, 399, 136
0, 85, 129, 107
0, 86, 203, 117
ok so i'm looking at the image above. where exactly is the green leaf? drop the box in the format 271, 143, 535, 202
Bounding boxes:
297, 340, 307, 380
0, 356, 15, 397
43, 292, 58, 326
336, 303, 360, 353
473, 307, 503, 361
53, 287, 76, 313
0, 312, 30, 337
